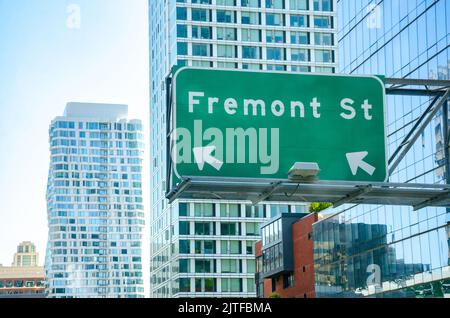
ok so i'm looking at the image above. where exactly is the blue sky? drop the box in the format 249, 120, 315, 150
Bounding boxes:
0, 0, 149, 275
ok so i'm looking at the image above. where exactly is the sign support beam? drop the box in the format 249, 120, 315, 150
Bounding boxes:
413, 191, 450, 211
332, 185, 373, 208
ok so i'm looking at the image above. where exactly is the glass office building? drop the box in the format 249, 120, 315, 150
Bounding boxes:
314, 0, 450, 297
149, 0, 337, 297
45, 103, 145, 298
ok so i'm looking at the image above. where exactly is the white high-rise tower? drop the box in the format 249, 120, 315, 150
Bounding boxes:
46, 102, 145, 298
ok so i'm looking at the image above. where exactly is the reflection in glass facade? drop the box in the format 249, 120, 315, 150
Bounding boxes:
314, 0, 450, 297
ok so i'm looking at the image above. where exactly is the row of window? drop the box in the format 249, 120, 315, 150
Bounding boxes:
53, 122, 142, 131
178, 59, 335, 73
178, 25, 334, 45
179, 202, 307, 218
177, 8, 333, 28
51, 140, 143, 149
177, 0, 333, 12
178, 277, 256, 294
179, 258, 256, 274
51, 131, 143, 140
179, 221, 261, 236
177, 42, 335, 62
0, 280, 45, 289
179, 239, 255, 254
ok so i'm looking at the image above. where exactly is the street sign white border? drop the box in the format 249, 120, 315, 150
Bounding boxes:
169, 67, 389, 185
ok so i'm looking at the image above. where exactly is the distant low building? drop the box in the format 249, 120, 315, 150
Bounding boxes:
0, 242, 45, 298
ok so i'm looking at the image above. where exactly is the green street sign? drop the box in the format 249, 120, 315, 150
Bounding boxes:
169, 67, 387, 187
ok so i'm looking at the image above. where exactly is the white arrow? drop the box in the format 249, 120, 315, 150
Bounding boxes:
193, 146, 223, 171
346, 151, 376, 176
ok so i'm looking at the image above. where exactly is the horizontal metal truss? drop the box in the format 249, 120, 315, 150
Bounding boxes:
385, 78, 450, 96
167, 177, 450, 211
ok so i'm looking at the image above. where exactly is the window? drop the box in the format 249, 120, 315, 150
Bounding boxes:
266, 13, 283, 26
246, 241, 254, 254
192, 43, 212, 57
242, 63, 262, 70
195, 222, 213, 235
291, 31, 309, 44
217, 27, 236, 40
195, 259, 214, 273
216, 0, 235, 5
292, 65, 310, 72
242, 46, 260, 59
246, 223, 260, 236
192, 60, 213, 67
217, 10, 235, 23
220, 204, 240, 217
242, 0, 260, 7
217, 62, 237, 68
179, 203, 188, 216
179, 221, 190, 235
177, 24, 187, 38
179, 278, 190, 292
221, 240, 241, 254
195, 240, 216, 254
217, 45, 236, 58
315, 49, 334, 62
290, 14, 307, 27
222, 278, 242, 292
176, 7, 187, 20
241, 11, 260, 25
179, 240, 190, 254
265, 0, 283, 9
267, 47, 284, 60
192, 8, 210, 22
315, 66, 335, 73
192, 26, 212, 39
241, 29, 261, 42
314, 16, 332, 28
205, 278, 216, 292
283, 274, 294, 289
291, 48, 309, 61
247, 259, 256, 273
221, 222, 239, 235
195, 278, 217, 292
179, 259, 190, 273
290, 0, 307, 10
193, 203, 214, 217
314, 32, 333, 45
266, 30, 284, 43
314, 0, 332, 11
247, 278, 256, 292
221, 259, 239, 273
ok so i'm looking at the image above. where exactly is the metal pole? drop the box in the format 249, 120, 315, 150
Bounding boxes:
389, 89, 450, 175
443, 100, 450, 184
165, 76, 173, 195
388, 95, 439, 165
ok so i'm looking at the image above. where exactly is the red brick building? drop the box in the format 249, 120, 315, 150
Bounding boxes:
255, 213, 318, 298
